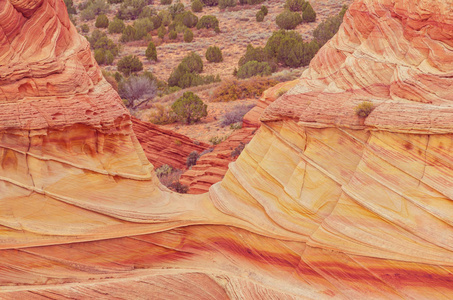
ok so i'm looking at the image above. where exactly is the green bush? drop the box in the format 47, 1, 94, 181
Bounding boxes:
95, 14, 109, 28
284, 0, 305, 11
168, 52, 203, 87
150, 15, 162, 29
88, 30, 120, 59
205, 46, 223, 63
174, 11, 198, 28
117, 55, 143, 76
108, 17, 125, 33
191, 0, 203, 12
302, 2, 316, 22
219, 0, 236, 9
260, 5, 268, 15
158, 25, 166, 39
80, 0, 109, 21
184, 28, 194, 42
256, 10, 265, 22
355, 101, 374, 117
313, 5, 347, 46
238, 44, 276, 72
182, 52, 203, 73
201, 0, 218, 6
81, 24, 90, 33
237, 61, 271, 79
172, 91, 207, 124
169, 2, 185, 18
161, 0, 172, 4
120, 25, 137, 42
145, 41, 157, 61
196, 15, 219, 30
139, 6, 155, 18
108, 0, 123, 3
94, 49, 115, 65
158, 10, 172, 26
133, 17, 153, 39
276, 10, 302, 29
169, 30, 178, 39
212, 77, 278, 102
116, 0, 147, 20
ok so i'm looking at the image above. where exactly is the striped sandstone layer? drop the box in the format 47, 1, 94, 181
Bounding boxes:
1, 0, 453, 299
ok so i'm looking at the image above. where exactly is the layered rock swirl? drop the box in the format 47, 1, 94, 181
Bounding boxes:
1, 0, 453, 298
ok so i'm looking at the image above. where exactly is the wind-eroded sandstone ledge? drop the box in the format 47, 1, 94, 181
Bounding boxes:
1, 0, 453, 298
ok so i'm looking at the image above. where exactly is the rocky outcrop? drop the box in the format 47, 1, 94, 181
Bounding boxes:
2, 0, 453, 299
132, 117, 209, 170
180, 81, 298, 194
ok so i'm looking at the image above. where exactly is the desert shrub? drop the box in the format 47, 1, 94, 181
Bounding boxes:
237, 61, 271, 79
256, 10, 265, 22
118, 75, 156, 107
219, 0, 236, 9
174, 11, 198, 28
149, 15, 162, 29
191, 0, 203, 12
139, 6, 155, 18
81, 24, 90, 33
116, 0, 147, 20
231, 142, 245, 157
169, 2, 185, 18
157, 25, 166, 38
80, 0, 109, 21
119, 25, 136, 42
108, 0, 123, 3
168, 52, 203, 86
260, 5, 268, 15
133, 18, 154, 39
264, 30, 319, 68
212, 77, 278, 102
355, 101, 374, 117
95, 14, 109, 28
284, 0, 305, 11
182, 52, 203, 73
214, 25, 220, 33
302, 2, 316, 22
205, 46, 223, 63
238, 0, 263, 5
186, 151, 199, 167
148, 104, 178, 124
220, 104, 255, 126
145, 41, 157, 61
108, 17, 125, 33
161, 0, 172, 4
94, 48, 114, 65
171, 91, 207, 124
64, 0, 77, 14
168, 181, 188, 193
313, 5, 347, 46
276, 10, 302, 30
117, 55, 143, 76
238, 44, 277, 73
196, 15, 219, 30
169, 29, 178, 39
209, 136, 225, 145
158, 10, 172, 26
184, 28, 194, 42
155, 164, 173, 177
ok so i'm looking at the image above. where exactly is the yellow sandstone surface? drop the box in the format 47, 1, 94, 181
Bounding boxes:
1, 0, 453, 298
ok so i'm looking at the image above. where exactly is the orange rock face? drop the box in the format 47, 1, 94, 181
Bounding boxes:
2, 0, 453, 299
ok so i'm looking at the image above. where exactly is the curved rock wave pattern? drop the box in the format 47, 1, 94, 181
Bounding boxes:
1, 0, 453, 298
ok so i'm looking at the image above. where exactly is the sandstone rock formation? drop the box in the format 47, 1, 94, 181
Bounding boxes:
180, 81, 298, 194
2, 0, 453, 299
132, 117, 209, 170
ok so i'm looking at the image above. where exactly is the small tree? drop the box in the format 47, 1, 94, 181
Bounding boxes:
81, 24, 90, 33
95, 14, 109, 28
120, 25, 137, 42
276, 10, 302, 29
302, 2, 316, 22
109, 17, 125, 33
158, 25, 166, 39
145, 41, 157, 61
196, 15, 219, 30
205, 46, 223, 62
191, 0, 203, 12
172, 92, 207, 124
256, 10, 265, 22
169, 30, 178, 40
284, 0, 305, 11
117, 55, 143, 76
260, 5, 268, 15
184, 28, 194, 42
219, 0, 236, 9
